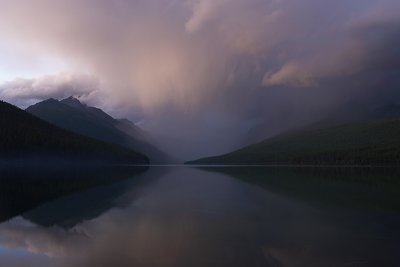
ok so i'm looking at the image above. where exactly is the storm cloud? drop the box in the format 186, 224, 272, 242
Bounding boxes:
0, 0, 399, 159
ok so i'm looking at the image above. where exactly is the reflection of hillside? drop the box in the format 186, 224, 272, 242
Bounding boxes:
0, 167, 400, 267
23, 166, 168, 228
201, 166, 400, 212
0, 166, 148, 224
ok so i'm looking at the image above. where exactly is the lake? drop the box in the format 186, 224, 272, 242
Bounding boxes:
0, 165, 399, 267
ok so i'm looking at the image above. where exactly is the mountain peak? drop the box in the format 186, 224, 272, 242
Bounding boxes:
42, 98, 59, 104
26, 96, 169, 163
26, 98, 59, 111
61, 96, 86, 108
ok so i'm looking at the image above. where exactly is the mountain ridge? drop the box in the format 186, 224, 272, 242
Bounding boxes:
0, 100, 149, 165
26, 97, 169, 163
187, 118, 400, 166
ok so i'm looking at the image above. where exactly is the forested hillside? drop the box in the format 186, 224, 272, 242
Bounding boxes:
26, 97, 168, 163
188, 119, 400, 166
0, 100, 149, 164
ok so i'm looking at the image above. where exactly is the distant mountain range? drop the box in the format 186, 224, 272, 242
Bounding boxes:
26, 97, 169, 163
0, 100, 148, 165
188, 116, 400, 166
5, 93, 400, 166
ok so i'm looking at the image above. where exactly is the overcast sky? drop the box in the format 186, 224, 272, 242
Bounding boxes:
0, 0, 400, 159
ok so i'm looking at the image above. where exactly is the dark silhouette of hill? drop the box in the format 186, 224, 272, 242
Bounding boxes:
26, 97, 169, 163
187, 119, 400, 166
244, 102, 400, 148
0, 100, 148, 164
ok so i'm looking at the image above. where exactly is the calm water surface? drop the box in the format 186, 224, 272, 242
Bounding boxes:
0, 166, 399, 267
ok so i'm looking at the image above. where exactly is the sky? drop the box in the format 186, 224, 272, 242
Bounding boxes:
0, 0, 400, 159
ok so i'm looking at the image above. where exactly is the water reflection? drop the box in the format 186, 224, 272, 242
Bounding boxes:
0, 166, 399, 267
201, 166, 400, 212
0, 165, 149, 225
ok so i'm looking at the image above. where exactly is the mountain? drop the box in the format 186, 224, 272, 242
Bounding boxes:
0, 100, 149, 165
294, 102, 400, 132
243, 102, 400, 148
187, 119, 400, 166
26, 97, 168, 163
